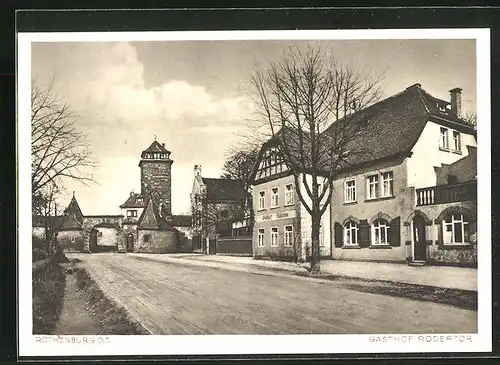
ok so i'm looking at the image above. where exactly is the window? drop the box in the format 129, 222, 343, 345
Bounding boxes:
344, 179, 356, 203
440, 127, 449, 150
381, 172, 394, 197
372, 219, 389, 245
271, 187, 279, 208
127, 210, 137, 217
258, 229, 265, 247
367, 175, 379, 199
285, 184, 294, 206
284, 225, 293, 246
70, 236, 75, 243
344, 221, 359, 246
143, 234, 151, 243
258, 191, 266, 210
271, 227, 279, 247
453, 131, 461, 152
442, 214, 469, 244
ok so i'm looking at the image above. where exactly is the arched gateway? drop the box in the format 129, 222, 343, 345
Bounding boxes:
82, 215, 125, 253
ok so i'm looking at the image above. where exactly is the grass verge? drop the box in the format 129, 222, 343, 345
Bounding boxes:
295, 272, 477, 311
74, 267, 150, 335
33, 261, 66, 334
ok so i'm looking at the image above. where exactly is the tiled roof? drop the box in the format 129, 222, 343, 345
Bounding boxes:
142, 140, 170, 154
255, 84, 476, 179
201, 178, 247, 202
32, 215, 82, 230
324, 84, 475, 171
122, 217, 139, 225
63, 195, 84, 226
435, 146, 477, 185
419, 88, 474, 128
172, 215, 192, 227
120, 193, 146, 208
137, 191, 174, 231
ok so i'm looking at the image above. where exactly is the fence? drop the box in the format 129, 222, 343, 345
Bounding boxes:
216, 236, 253, 256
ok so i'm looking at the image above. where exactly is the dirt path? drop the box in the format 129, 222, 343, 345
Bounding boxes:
76, 253, 478, 335
53, 264, 102, 335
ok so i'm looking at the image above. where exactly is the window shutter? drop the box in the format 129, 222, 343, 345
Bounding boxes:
334, 222, 343, 247
436, 220, 444, 245
359, 219, 371, 248
389, 216, 401, 247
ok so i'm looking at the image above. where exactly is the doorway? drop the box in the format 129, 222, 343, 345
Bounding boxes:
126, 233, 134, 252
413, 215, 427, 261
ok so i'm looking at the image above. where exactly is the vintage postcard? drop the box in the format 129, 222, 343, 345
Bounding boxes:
18, 28, 491, 357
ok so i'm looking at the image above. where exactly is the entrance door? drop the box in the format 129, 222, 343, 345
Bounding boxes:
413, 215, 427, 261
89, 229, 98, 252
126, 234, 134, 252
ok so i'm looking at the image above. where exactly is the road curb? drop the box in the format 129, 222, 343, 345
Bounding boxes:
129, 254, 477, 295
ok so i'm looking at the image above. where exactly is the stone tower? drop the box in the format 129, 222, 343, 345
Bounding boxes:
139, 139, 173, 220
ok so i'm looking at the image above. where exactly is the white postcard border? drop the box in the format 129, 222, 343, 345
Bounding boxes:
17, 28, 492, 357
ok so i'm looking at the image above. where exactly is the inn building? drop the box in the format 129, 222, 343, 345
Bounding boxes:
251, 142, 331, 262
250, 83, 477, 267
328, 84, 477, 266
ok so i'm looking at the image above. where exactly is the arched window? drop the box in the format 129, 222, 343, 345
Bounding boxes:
372, 219, 389, 245
442, 213, 470, 244
344, 221, 359, 246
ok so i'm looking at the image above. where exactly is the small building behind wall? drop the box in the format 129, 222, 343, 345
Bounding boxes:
191, 164, 250, 255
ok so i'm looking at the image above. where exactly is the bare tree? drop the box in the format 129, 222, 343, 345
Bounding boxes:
31, 79, 95, 202
221, 147, 260, 192
192, 195, 240, 253
31, 79, 95, 256
463, 111, 477, 127
221, 146, 260, 227
250, 46, 382, 274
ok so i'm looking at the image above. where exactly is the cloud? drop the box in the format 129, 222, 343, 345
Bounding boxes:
32, 42, 255, 214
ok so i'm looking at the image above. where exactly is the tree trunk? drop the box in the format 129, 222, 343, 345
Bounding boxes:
310, 214, 321, 274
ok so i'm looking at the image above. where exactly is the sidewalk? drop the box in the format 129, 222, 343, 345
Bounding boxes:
129, 253, 477, 292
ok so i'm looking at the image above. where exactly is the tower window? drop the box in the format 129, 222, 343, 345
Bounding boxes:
127, 210, 138, 217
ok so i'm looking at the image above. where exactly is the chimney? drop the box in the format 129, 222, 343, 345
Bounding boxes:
449, 87, 462, 118
194, 164, 202, 177
162, 143, 165, 148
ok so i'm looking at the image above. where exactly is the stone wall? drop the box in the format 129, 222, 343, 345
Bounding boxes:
135, 229, 178, 253
82, 216, 123, 252
415, 201, 477, 267
141, 161, 172, 215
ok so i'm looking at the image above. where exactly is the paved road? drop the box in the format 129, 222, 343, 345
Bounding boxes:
74, 253, 477, 335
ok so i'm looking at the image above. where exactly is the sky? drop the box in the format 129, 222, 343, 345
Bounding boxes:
30, 38, 476, 215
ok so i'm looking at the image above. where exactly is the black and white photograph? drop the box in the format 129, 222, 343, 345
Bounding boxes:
17, 27, 491, 357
